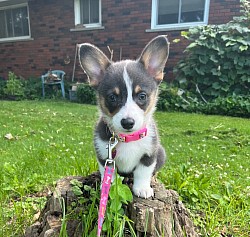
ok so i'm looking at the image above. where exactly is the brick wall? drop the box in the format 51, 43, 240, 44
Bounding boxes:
0, 0, 241, 82
209, 0, 242, 24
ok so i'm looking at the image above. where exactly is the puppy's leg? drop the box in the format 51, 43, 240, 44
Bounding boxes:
154, 145, 166, 172
132, 162, 156, 199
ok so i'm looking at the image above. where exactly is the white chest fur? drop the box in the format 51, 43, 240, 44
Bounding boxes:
95, 125, 155, 173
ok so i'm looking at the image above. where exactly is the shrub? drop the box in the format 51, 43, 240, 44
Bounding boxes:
3, 72, 24, 100
157, 83, 250, 118
157, 82, 192, 111
174, 0, 250, 100
199, 95, 250, 118
76, 83, 96, 105
0, 77, 7, 99
23, 77, 42, 100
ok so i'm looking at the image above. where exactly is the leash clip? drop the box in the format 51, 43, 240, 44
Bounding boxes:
104, 158, 115, 168
108, 135, 119, 160
105, 135, 118, 168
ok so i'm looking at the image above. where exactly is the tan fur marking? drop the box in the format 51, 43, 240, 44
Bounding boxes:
145, 92, 157, 115
99, 96, 119, 117
99, 96, 111, 117
142, 52, 151, 70
134, 85, 142, 94
113, 87, 120, 95
155, 70, 164, 81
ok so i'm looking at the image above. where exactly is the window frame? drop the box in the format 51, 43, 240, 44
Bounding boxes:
0, 2, 31, 42
74, 0, 102, 28
150, 0, 210, 31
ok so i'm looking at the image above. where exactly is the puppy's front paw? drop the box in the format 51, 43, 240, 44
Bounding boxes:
132, 186, 154, 199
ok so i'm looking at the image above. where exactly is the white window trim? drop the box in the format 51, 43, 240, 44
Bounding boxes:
74, 0, 102, 28
0, 2, 31, 42
150, 0, 210, 31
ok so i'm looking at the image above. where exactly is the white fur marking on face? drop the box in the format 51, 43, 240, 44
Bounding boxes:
123, 66, 133, 104
111, 65, 145, 133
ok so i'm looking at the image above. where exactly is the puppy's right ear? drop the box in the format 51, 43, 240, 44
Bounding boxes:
78, 43, 111, 88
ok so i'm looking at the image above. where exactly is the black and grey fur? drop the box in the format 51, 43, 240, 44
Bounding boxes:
79, 36, 169, 198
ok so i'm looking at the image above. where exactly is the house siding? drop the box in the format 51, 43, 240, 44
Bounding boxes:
0, 0, 241, 81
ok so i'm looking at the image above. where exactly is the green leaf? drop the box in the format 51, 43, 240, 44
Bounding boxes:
212, 82, 221, 90
110, 200, 122, 212
211, 69, 220, 76
221, 35, 231, 41
195, 67, 205, 75
239, 45, 248, 51
181, 31, 189, 37
89, 227, 98, 237
187, 42, 197, 49
71, 186, 83, 196
210, 55, 218, 63
109, 185, 116, 200
83, 185, 92, 191
226, 41, 237, 47
173, 38, 180, 43
198, 56, 208, 64
211, 194, 222, 200
225, 182, 233, 197
118, 185, 133, 203
179, 181, 188, 190
191, 197, 199, 203
70, 179, 83, 188
241, 75, 250, 82
191, 188, 199, 197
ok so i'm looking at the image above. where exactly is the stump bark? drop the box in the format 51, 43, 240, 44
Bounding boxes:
25, 172, 198, 237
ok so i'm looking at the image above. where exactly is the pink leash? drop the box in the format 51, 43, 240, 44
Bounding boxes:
97, 136, 118, 237
97, 128, 147, 236
97, 165, 114, 236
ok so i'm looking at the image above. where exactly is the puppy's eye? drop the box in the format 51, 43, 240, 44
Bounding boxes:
138, 92, 147, 101
108, 94, 117, 103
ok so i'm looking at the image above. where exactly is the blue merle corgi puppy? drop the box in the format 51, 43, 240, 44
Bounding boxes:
78, 35, 169, 198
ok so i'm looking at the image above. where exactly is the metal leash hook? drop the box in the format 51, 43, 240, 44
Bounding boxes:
105, 134, 119, 167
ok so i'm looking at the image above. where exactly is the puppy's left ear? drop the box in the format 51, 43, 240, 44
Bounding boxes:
139, 35, 169, 83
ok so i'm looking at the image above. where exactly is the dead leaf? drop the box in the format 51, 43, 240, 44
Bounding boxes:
4, 133, 14, 140
33, 211, 41, 222
212, 135, 219, 140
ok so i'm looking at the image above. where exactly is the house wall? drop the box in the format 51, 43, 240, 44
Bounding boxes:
0, 0, 241, 82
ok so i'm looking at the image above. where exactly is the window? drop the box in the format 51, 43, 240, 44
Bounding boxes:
151, 0, 210, 30
74, 0, 101, 28
0, 3, 30, 41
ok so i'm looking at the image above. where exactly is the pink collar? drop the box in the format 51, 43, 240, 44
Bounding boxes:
117, 127, 147, 143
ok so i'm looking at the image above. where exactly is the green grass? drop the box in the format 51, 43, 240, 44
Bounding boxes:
157, 112, 250, 236
0, 100, 249, 236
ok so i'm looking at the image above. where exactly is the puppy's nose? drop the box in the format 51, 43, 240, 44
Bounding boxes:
121, 118, 135, 130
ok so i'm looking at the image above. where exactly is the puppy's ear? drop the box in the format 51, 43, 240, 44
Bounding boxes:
78, 43, 111, 88
139, 35, 169, 83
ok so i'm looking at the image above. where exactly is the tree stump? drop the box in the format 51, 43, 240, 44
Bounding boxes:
25, 172, 198, 237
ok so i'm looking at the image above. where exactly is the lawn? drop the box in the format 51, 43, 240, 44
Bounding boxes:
0, 100, 249, 236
